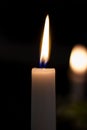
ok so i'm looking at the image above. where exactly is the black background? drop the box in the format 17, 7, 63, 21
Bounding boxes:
0, 3, 87, 130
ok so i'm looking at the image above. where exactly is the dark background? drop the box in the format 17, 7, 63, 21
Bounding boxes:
0, 3, 87, 130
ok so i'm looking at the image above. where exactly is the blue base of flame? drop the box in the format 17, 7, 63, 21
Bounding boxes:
39, 62, 47, 68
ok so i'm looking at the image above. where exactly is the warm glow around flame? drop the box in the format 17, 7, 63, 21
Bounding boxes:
40, 15, 49, 64
69, 44, 87, 74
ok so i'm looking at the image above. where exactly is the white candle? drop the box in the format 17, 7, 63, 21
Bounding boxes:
69, 44, 87, 102
31, 15, 56, 130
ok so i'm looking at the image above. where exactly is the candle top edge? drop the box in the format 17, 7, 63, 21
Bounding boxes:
32, 68, 55, 72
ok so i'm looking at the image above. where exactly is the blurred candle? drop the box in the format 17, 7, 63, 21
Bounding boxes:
31, 15, 56, 130
68, 44, 87, 102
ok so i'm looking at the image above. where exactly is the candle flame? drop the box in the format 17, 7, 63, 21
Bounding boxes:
69, 44, 87, 74
40, 15, 50, 64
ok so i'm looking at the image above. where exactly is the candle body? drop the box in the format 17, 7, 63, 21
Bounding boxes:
69, 70, 86, 102
31, 68, 56, 130
70, 82, 84, 102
